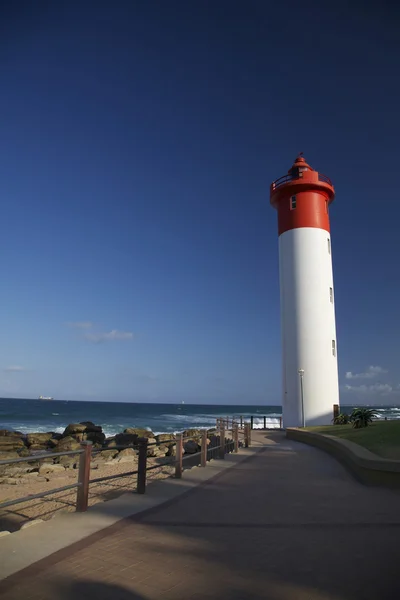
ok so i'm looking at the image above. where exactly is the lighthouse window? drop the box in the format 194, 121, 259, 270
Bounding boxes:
290, 195, 297, 210
332, 340, 336, 357
330, 287, 333, 303
327, 238, 331, 254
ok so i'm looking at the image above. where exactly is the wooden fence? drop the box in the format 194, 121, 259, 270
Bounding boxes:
0, 420, 252, 514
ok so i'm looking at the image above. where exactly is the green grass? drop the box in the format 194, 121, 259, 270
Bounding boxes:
305, 421, 400, 460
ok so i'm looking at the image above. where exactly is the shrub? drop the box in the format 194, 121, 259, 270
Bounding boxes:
350, 408, 375, 429
332, 413, 350, 425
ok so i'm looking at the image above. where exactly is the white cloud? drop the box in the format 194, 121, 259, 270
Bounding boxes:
66, 321, 94, 329
344, 383, 393, 395
84, 329, 133, 343
3, 365, 26, 372
345, 366, 388, 380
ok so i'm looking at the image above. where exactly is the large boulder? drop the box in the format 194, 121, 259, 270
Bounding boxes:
63, 422, 103, 437
115, 448, 137, 463
63, 423, 87, 436
0, 429, 24, 437
26, 433, 53, 447
155, 434, 176, 444
115, 433, 139, 447
184, 440, 200, 454
85, 432, 105, 445
96, 449, 119, 461
54, 436, 82, 453
79, 421, 102, 433
123, 428, 154, 438
39, 463, 66, 476
183, 429, 203, 439
0, 437, 26, 452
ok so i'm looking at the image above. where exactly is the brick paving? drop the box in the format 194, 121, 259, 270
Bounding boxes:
1, 432, 399, 600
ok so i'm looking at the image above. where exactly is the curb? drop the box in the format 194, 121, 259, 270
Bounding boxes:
286, 428, 400, 488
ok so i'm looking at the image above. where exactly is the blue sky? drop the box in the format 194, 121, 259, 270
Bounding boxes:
0, 1, 399, 405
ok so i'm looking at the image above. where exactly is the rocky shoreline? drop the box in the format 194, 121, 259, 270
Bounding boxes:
0, 421, 232, 532
0, 421, 223, 484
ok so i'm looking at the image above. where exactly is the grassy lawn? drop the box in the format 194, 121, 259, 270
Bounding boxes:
305, 421, 400, 460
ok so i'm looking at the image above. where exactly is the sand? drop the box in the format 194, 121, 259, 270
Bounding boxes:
0, 457, 175, 533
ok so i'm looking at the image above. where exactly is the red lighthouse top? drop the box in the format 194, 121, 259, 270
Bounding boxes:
270, 155, 335, 236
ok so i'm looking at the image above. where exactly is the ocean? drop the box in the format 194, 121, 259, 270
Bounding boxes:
0, 398, 399, 437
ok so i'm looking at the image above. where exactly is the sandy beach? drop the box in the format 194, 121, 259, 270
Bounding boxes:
0, 455, 176, 532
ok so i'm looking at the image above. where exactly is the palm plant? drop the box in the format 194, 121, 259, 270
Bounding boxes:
332, 413, 350, 425
350, 408, 375, 429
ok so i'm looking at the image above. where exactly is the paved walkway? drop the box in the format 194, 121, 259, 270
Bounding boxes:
1, 432, 400, 600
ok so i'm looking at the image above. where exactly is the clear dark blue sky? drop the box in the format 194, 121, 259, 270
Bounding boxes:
1, 1, 399, 404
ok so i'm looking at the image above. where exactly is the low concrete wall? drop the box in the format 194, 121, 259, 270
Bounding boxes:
286, 428, 400, 488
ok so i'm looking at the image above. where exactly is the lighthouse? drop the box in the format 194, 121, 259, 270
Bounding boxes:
270, 155, 339, 427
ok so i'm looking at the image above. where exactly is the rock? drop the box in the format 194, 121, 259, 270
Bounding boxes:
58, 455, 78, 469
96, 449, 118, 460
183, 429, 203, 439
28, 444, 50, 451
115, 433, 139, 447
63, 423, 87, 436
2, 477, 28, 485
0, 451, 19, 460
63, 422, 103, 437
184, 440, 200, 454
25, 472, 39, 479
20, 519, 44, 530
39, 463, 66, 475
115, 448, 137, 463
85, 432, 105, 445
155, 434, 176, 444
47, 438, 59, 448
54, 436, 82, 452
0, 437, 26, 451
105, 437, 117, 448
80, 421, 102, 433
123, 428, 154, 438
26, 433, 53, 447
70, 433, 85, 442
0, 429, 23, 437
3, 466, 31, 477
166, 444, 176, 457
151, 446, 168, 458
0, 531, 11, 537
18, 447, 32, 457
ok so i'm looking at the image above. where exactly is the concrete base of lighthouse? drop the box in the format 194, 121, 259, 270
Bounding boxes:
279, 227, 339, 428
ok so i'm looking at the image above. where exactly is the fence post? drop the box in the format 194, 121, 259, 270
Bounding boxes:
201, 430, 208, 467
137, 437, 148, 494
233, 424, 239, 453
244, 423, 249, 448
333, 404, 339, 420
175, 433, 183, 478
219, 423, 225, 459
248, 423, 252, 446
250, 416, 254, 430
240, 415, 243, 428
76, 441, 92, 512
279, 416, 283, 429
263, 416, 267, 429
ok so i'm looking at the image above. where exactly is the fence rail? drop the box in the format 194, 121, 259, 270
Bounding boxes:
0, 420, 252, 514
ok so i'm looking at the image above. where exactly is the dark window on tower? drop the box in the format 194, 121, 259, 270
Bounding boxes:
327, 238, 331, 254
330, 287, 333, 303
332, 340, 336, 357
290, 196, 297, 210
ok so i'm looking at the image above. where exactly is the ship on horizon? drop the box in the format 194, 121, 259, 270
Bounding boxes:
38, 395, 54, 401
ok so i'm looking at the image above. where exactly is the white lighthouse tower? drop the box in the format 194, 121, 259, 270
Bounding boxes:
270, 155, 339, 427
